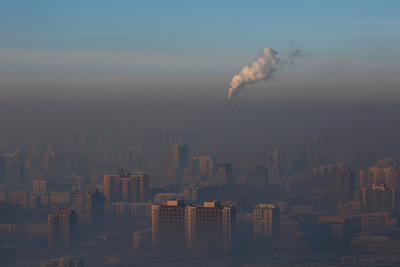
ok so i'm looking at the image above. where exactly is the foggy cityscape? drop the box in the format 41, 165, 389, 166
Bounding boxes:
1, 1, 400, 267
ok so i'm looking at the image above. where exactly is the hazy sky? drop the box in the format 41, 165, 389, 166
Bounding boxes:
0, 0, 399, 102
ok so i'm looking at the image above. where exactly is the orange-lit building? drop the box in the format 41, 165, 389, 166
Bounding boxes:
152, 200, 235, 254
253, 203, 280, 238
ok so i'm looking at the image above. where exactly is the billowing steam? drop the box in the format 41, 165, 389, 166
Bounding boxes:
227, 46, 302, 100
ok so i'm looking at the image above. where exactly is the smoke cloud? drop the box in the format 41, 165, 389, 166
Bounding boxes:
227, 46, 302, 100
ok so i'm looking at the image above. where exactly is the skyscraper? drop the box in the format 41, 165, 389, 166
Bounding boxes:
103, 170, 149, 203
253, 203, 280, 238
48, 208, 77, 250
328, 169, 354, 202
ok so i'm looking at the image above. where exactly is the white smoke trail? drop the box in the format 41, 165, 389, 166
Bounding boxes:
227, 46, 302, 100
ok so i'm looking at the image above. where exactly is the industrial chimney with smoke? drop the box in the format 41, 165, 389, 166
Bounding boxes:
227, 46, 302, 100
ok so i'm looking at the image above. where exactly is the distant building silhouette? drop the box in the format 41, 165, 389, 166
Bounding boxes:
361, 212, 399, 231
337, 201, 361, 215
41, 256, 84, 267
164, 144, 188, 183
48, 208, 77, 251
103, 170, 149, 203
73, 189, 104, 225
3, 151, 25, 186
328, 169, 354, 202
245, 166, 268, 191
192, 156, 215, 182
215, 163, 233, 185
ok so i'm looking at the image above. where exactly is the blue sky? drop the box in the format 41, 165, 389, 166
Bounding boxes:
1, 0, 399, 54
0, 0, 399, 101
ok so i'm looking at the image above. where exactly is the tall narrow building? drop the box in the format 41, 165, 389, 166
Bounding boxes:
3, 151, 25, 186
164, 144, 188, 183
328, 169, 354, 202
253, 203, 280, 238
48, 208, 77, 250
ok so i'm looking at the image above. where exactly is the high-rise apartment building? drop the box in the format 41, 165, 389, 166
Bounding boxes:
103, 170, 149, 203
360, 158, 399, 188
360, 167, 400, 189
328, 169, 354, 202
48, 208, 77, 250
253, 203, 280, 238
186, 200, 235, 254
362, 184, 397, 213
152, 200, 235, 254
192, 156, 215, 181
73, 189, 104, 224
152, 200, 186, 249
245, 166, 268, 191
215, 163, 233, 185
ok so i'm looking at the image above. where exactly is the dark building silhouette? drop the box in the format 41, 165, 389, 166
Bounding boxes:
362, 184, 397, 213
215, 163, 233, 185
164, 144, 188, 183
73, 189, 104, 225
245, 166, 268, 191
48, 208, 77, 251
328, 169, 354, 202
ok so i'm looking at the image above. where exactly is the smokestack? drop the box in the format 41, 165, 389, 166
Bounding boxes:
227, 46, 302, 100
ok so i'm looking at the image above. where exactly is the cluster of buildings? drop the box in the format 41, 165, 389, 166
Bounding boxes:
2, 131, 400, 266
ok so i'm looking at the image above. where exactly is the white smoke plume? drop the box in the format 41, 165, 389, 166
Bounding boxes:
227, 46, 302, 100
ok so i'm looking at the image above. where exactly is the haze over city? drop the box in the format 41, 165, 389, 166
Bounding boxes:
0, 1, 400, 267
